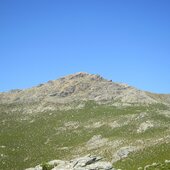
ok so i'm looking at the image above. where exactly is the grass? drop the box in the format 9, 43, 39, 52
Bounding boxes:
0, 102, 169, 170
114, 143, 170, 170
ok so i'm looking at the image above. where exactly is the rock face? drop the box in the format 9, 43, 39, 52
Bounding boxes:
25, 154, 116, 170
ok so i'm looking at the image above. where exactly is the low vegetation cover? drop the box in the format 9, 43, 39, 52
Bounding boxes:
0, 102, 170, 170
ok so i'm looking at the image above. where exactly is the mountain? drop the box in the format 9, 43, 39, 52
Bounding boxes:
0, 72, 169, 111
0, 73, 170, 170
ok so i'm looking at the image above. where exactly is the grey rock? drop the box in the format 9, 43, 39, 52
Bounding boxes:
49, 93, 57, 97
86, 135, 108, 150
25, 155, 116, 170
112, 146, 137, 163
59, 86, 76, 97
86, 161, 113, 170
25, 165, 42, 170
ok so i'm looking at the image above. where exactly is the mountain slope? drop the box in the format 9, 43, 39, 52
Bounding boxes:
0, 73, 170, 170
0, 72, 162, 107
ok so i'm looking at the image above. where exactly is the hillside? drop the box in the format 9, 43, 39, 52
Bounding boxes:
1, 72, 169, 111
0, 73, 170, 170
0, 72, 161, 104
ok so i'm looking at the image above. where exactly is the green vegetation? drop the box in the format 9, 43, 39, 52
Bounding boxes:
0, 102, 170, 170
114, 143, 170, 170
41, 162, 54, 170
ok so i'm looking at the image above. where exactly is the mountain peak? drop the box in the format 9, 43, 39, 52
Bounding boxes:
60, 72, 104, 81
70, 72, 90, 76
0, 72, 159, 107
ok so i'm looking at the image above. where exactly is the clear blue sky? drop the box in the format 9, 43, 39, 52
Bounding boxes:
0, 0, 170, 93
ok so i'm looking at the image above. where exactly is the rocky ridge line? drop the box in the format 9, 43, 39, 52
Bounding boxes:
0, 72, 159, 107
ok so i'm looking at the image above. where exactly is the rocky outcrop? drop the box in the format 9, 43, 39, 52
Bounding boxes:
137, 121, 154, 133
0, 72, 159, 113
112, 146, 137, 163
25, 154, 116, 170
86, 135, 108, 150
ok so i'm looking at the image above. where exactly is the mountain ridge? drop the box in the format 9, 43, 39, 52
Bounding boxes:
0, 72, 164, 105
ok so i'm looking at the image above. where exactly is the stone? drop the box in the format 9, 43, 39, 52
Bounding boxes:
48, 160, 66, 166
86, 161, 113, 170
137, 121, 154, 133
112, 146, 137, 163
86, 135, 108, 150
25, 154, 116, 170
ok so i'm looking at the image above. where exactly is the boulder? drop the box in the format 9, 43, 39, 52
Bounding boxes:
25, 154, 116, 170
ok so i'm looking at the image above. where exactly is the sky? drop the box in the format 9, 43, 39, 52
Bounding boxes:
0, 0, 170, 93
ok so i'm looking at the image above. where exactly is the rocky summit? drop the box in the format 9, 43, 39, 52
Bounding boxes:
0, 72, 170, 113
0, 73, 170, 170
0, 72, 160, 105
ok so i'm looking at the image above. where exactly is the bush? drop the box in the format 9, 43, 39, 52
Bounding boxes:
41, 163, 54, 170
